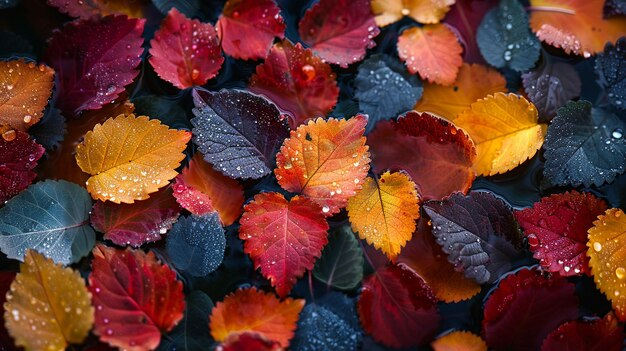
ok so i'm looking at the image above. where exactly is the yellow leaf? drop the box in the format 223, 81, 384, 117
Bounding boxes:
415, 63, 507, 121
587, 208, 626, 321
372, 0, 455, 26
431, 331, 487, 351
0, 60, 54, 131
75, 114, 191, 203
454, 93, 547, 176
4, 250, 94, 351
347, 171, 420, 261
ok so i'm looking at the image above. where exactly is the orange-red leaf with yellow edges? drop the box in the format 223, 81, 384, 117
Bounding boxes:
372, 0, 456, 26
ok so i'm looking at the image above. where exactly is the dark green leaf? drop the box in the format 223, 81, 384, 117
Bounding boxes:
595, 37, 626, 110
151, 0, 201, 17
30, 107, 66, 151
0, 30, 34, 59
313, 226, 364, 290
133, 95, 192, 130
157, 290, 215, 351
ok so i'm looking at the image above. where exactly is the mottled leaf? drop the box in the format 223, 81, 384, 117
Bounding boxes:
432, 331, 487, 351
157, 291, 214, 351
0, 130, 44, 203
595, 37, 626, 110
541, 313, 625, 351
371, 0, 455, 26
313, 226, 364, 290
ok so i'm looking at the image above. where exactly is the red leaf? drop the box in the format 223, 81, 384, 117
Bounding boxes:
90, 187, 181, 247
368, 111, 476, 201
89, 244, 185, 350
172, 152, 244, 226
249, 40, 339, 128
149, 8, 223, 89
298, 0, 379, 67
44, 15, 145, 117
217, 0, 286, 60
220, 332, 284, 351
541, 313, 624, 351
515, 191, 607, 276
239, 192, 329, 297
358, 264, 440, 348
444, 0, 498, 64
482, 267, 579, 351
0, 131, 44, 203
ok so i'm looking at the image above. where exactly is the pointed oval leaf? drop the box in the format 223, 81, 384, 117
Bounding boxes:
541, 313, 625, 351
209, 287, 304, 347
4, 250, 94, 351
414, 63, 506, 121
476, 0, 540, 71
44, 15, 145, 117
157, 291, 214, 351
299, 0, 379, 67
0, 59, 54, 131
0, 180, 95, 264
216, 0, 285, 60
191, 89, 289, 180
312, 226, 364, 290
368, 111, 476, 201
91, 187, 181, 247
529, 0, 626, 56
371, 0, 455, 26
595, 37, 626, 110
543, 101, 626, 188
75, 114, 191, 203
149, 8, 223, 89
347, 171, 420, 261
454, 92, 546, 176
239, 192, 329, 297
275, 116, 370, 214
397, 24, 463, 85
0, 130, 45, 203
358, 264, 440, 348
166, 213, 226, 277
515, 191, 607, 276
424, 191, 524, 284
587, 208, 626, 321
89, 245, 185, 350
249, 41, 339, 128
432, 331, 487, 351
172, 152, 244, 225
482, 267, 579, 351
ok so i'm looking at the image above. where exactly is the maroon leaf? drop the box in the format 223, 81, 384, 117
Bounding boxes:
0, 131, 45, 203
358, 264, 440, 348
515, 191, 607, 277
541, 313, 624, 351
149, 8, 223, 89
444, 0, 497, 64
482, 267, 579, 351
90, 187, 181, 248
217, 0, 286, 60
44, 15, 145, 117
298, 0, 380, 67
220, 332, 283, 351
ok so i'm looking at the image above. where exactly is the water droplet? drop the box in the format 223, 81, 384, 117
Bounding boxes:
322, 205, 330, 213
616, 267, 625, 279
612, 129, 623, 139
593, 242, 602, 252
527, 233, 539, 247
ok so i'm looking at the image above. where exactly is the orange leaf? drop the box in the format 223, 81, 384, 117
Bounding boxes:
431, 331, 487, 351
173, 152, 244, 226
397, 24, 463, 85
0, 60, 54, 131
454, 93, 546, 176
372, 0, 456, 26
587, 208, 626, 321
529, 0, 626, 56
346, 171, 420, 261
75, 114, 191, 203
209, 287, 304, 347
414, 63, 507, 121
4, 250, 94, 351
274, 116, 370, 215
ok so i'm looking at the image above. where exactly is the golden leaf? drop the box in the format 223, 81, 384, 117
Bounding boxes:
432, 331, 487, 351
75, 114, 191, 203
372, 0, 456, 26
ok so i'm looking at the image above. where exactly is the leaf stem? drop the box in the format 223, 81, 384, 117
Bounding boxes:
526, 6, 576, 15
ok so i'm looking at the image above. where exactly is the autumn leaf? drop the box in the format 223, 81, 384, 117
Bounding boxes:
298, 0, 380, 67
0, 59, 54, 131
541, 313, 625, 351
216, 0, 286, 60
75, 114, 191, 203
414, 63, 506, 120
89, 245, 185, 350
347, 171, 420, 261
444, 0, 498, 64
454, 93, 546, 176
220, 332, 283, 351
371, 0, 455, 26
368, 111, 476, 201
4, 250, 94, 351
432, 331, 487, 351
239, 192, 329, 297
209, 287, 304, 347
587, 208, 626, 321
172, 152, 244, 225
397, 24, 463, 85
0, 130, 44, 203
149, 8, 223, 89
249, 40, 339, 128
90, 187, 181, 247
529, 0, 626, 56
275, 116, 370, 214
47, 0, 145, 19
